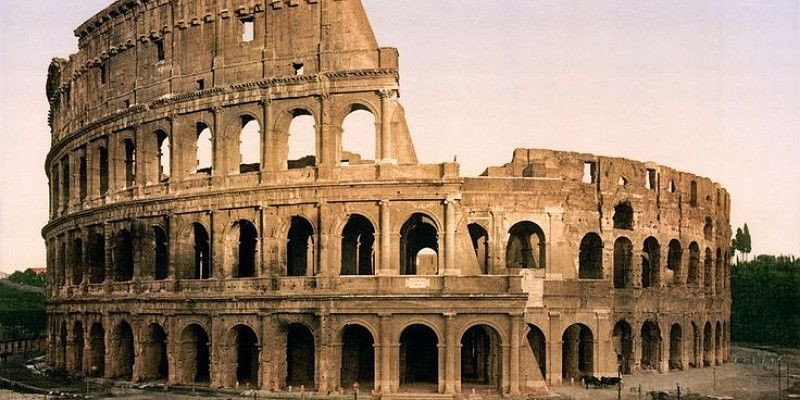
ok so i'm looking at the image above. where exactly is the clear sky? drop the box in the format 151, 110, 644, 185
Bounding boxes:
0, 0, 798, 274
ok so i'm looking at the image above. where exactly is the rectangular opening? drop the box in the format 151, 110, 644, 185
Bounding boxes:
690, 181, 698, 207
241, 18, 254, 42
293, 62, 304, 76
646, 168, 657, 190
197, 79, 205, 91
156, 40, 165, 61
582, 161, 597, 184
123, 99, 130, 108
99, 64, 107, 84
79, 155, 87, 201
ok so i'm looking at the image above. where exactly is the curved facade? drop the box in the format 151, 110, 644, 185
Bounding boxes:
44, 0, 731, 395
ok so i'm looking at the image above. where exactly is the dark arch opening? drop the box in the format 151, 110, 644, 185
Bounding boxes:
669, 324, 683, 371
613, 201, 634, 230
506, 221, 546, 269
111, 321, 135, 380
578, 233, 603, 279
123, 139, 136, 188
640, 320, 662, 371
72, 322, 84, 373
613, 237, 633, 289
153, 226, 169, 280
236, 220, 258, 278
72, 238, 83, 285
142, 323, 168, 382
399, 214, 439, 275
287, 217, 315, 277
180, 324, 210, 384
704, 217, 713, 240
156, 130, 170, 181
461, 325, 501, 389
59, 322, 67, 370
88, 323, 105, 377
715, 248, 723, 293
340, 324, 375, 390
468, 223, 490, 275
88, 232, 105, 284
688, 242, 700, 285
286, 323, 315, 388
192, 223, 211, 279
641, 237, 660, 288
340, 215, 375, 276
667, 239, 682, 285
526, 324, 547, 380
98, 146, 109, 195
232, 325, 260, 387
613, 320, 633, 374
703, 322, 713, 367
400, 324, 439, 388
113, 229, 134, 282
703, 248, 713, 290
561, 324, 593, 381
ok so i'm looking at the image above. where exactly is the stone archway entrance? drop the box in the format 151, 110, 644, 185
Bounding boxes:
399, 324, 439, 391
460, 325, 501, 392
340, 324, 375, 390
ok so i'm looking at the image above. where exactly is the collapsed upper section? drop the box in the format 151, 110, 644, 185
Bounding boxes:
46, 0, 398, 134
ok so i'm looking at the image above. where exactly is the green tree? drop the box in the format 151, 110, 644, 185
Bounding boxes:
732, 227, 744, 264
742, 224, 752, 261
7, 268, 47, 288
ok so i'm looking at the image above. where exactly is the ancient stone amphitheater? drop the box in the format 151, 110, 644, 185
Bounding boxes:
43, 0, 731, 396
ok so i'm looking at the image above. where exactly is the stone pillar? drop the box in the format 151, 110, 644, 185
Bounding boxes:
509, 313, 522, 395
379, 90, 396, 163
443, 199, 459, 276
212, 107, 226, 178
444, 313, 456, 394
210, 317, 224, 388
547, 312, 561, 384
317, 311, 333, 393
378, 314, 392, 393
317, 202, 328, 277
378, 200, 392, 275
261, 100, 275, 174
658, 321, 669, 373
103, 315, 114, 379
103, 224, 113, 289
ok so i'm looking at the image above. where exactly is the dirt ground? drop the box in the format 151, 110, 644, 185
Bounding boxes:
0, 345, 798, 400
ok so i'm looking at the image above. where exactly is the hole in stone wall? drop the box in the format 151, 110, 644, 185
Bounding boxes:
341, 107, 376, 163
640, 321, 661, 371
468, 223, 489, 274
613, 201, 634, 230
192, 223, 211, 279
99, 146, 109, 195
286, 323, 315, 388
288, 112, 316, 169
123, 139, 136, 188
287, 216, 314, 276
340, 215, 375, 276
340, 325, 375, 389
197, 79, 205, 91
641, 237, 660, 288
196, 123, 213, 174
562, 324, 593, 381
646, 168, 657, 190
690, 181, 698, 207
613, 320, 633, 374
156, 40, 165, 61
613, 237, 633, 289
293, 62, 304, 76
618, 176, 628, 187
578, 232, 603, 279
79, 155, 87, 201
400, 324, 438, 387
582, 161, 597, 184
239, 116, 261, 173
241, 18, 254, 42
156, 131, 170, 181
400, 213, 439, 275
506, 221, 546, 269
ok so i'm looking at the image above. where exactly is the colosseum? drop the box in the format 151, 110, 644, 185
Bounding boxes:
43, 0, 731, 397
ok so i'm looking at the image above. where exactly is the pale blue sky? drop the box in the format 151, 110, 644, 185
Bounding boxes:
0, 1, 798, 273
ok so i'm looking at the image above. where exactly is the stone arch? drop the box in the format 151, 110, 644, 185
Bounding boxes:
506, 221, 546, 269
239, 114, 262, 173
703, 247, 713, 290
667, 239, 683, 285
88, 231, 105, 284
669, 323, 683, 371
613, 236, 633, 289
141, 323, 168, 382
641, 237, 660, 288
286, 322, 316, 388
98, 145, 109, 195
702, 321, 713, 366
111, 320, 135, 380
287, 216, 315, 276
613, 201, 634, 230
460, 324, 502, 390
287, 109, 317, 169
578, 232, 603, 279
189, 222, 212, 279
689, 321, 700, 368
613, 319, 634, 374
196, 122, 213, 174
156, 129, 170, 181
58, 321, 67, 371
640, 320, 661, 371
226, 324, 260, 387
339, 323, 375, 390
526, 324, 547, 381
561, 323, 594, 381
399, 323, 439, 388
467, 223, 490, 275
688, 242, 700, 285
399, 213, 440, 275
153, 225, 169, 280
227, 219, 259, 278
71, 321, 84, 373
71, 237, 84, 285
113, 228, 134, 282
715, 321, 722, 365
123, 138, 136, 188
179, 323, 211, 384
340, 103, 378, 163
704, 217, 713, 240
340, 214, 375, 276
715, 248, 723, 293
88, 322, 105, 376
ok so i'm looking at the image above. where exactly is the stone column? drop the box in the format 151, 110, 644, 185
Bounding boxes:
443, 199, 459, 276
658, 321, 669, 373
261, 100, 275, 174
509, 313, 522, 395
378, 200, 392, 275
317, 202, 328, 277
317, 311, 333, 393
378, 90, 396, 163
378, 314, 392, 393
444, 313, 456, 394
103, 224, 113, 290
212, 107, 225, 178
209, 316, 224, 388
548, 312, 561, 384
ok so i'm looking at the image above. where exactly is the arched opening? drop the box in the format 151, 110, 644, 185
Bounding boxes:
613, 320, 633, 374
688, 322, 699, 368
640, 320, 661, 371
141, 323, 168, 382
88, 232, 106, 284
667, 239, 682, 285
111, 321, 135, 380
702, 322, 712, 366
341, 107, 376, 164
287, 112, 316, 169
340, 324, 375, 390
196, 123, 213, 174
340, 215, 375, 276
460, 325, 501, 390
180, 324, 210, 384
98, 146, 109, 195
229, 325, 260, 387
153, 226, 169, 280
234, 220, 258, 278
192, 223, 211, 279
88, 323, 105, 377
526, 324, 547, 380
613, 201, 634, 230
715, 248, 723, 293
641, 237, 660, 288
613, 237, 633, 289
669, 324, 683, 371
399, 213, 439, 275
703, 248, 713, 290
239, 116, 261, 173
506, 221, 546, 269
156, 130, 170, 181
59, 322, 67, 370
561, 324, 593, 381
58, 241, 67, 286
287, 216, 314, 277
79, 155, 87, 201
578, 233, 603, 279
72, 238, 83, 285
123, 138, 136, 188
399, 324, 438, 389
704, 217, 713, 240
72, 322, 84, 373
715, 321, 722, 365
113, 229, 134, 282
286, 323, 315, 388
468, 223, 490, 274
688, 242, 700, 285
